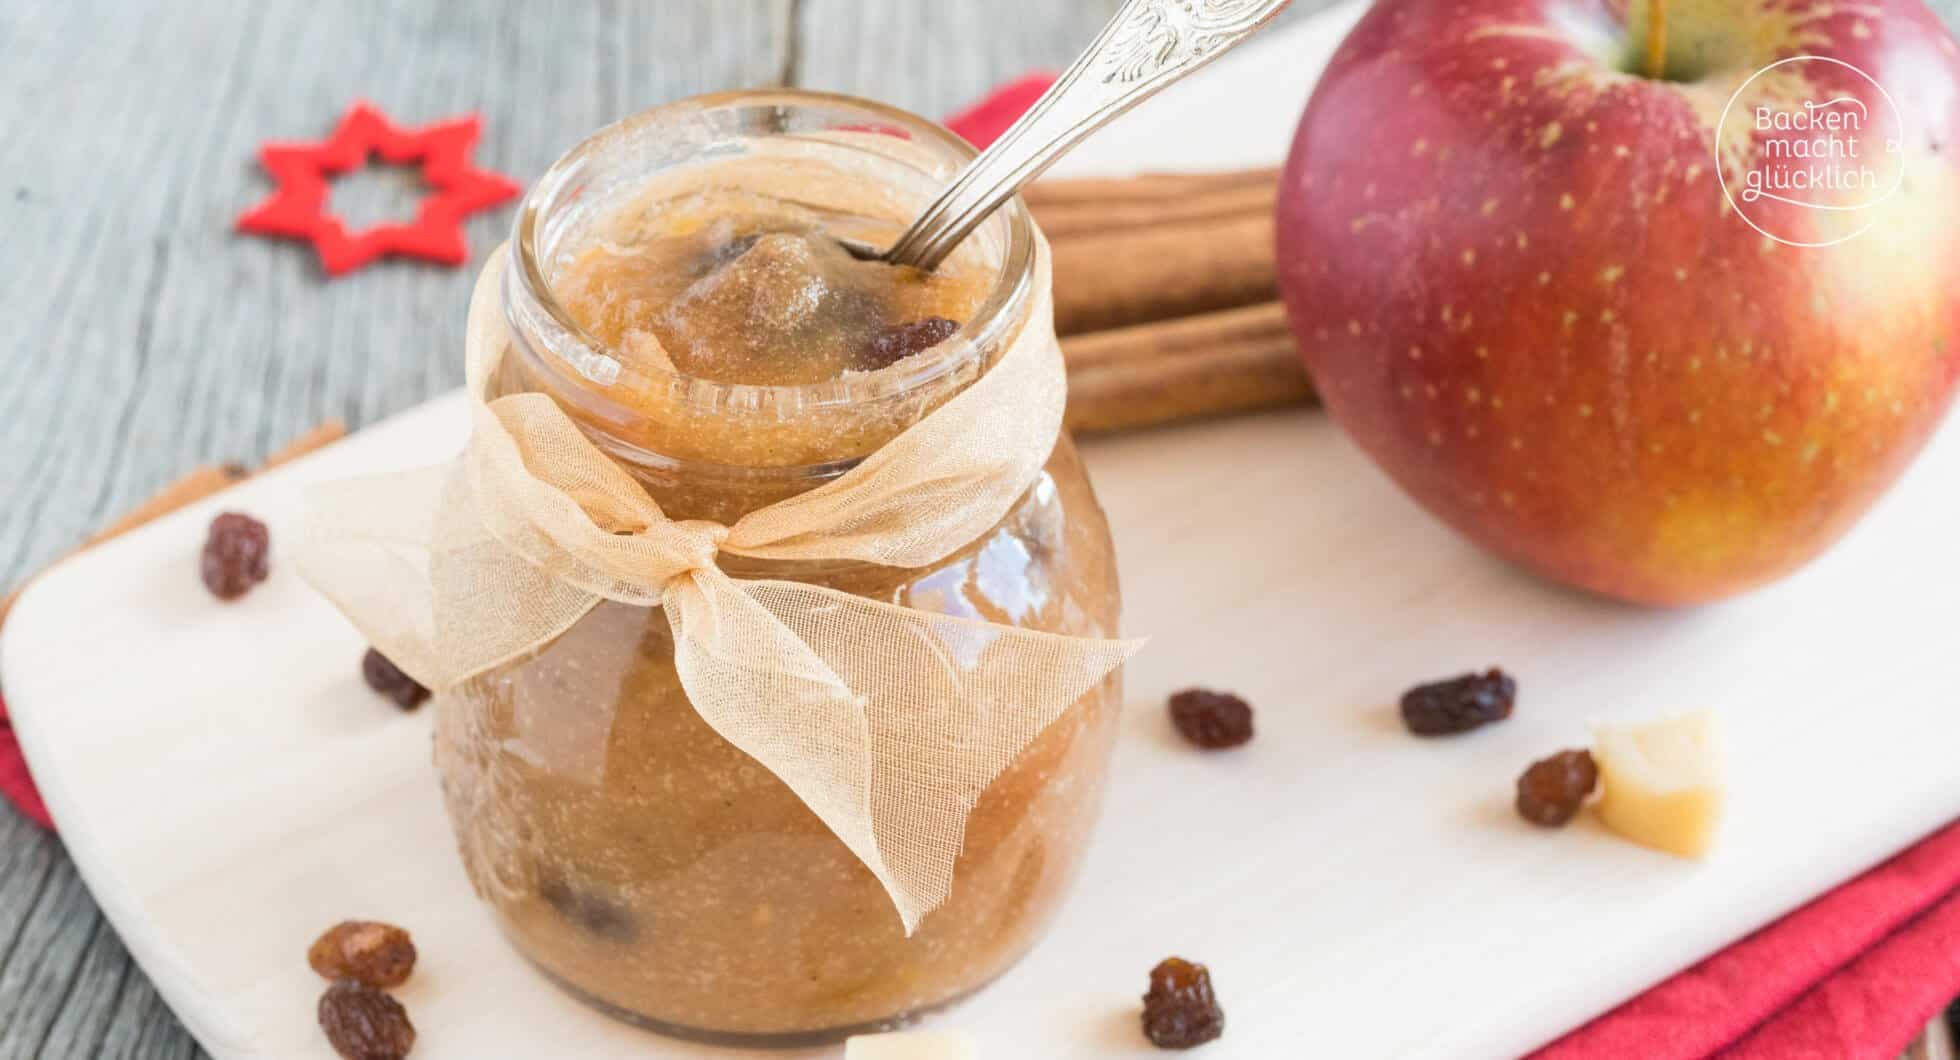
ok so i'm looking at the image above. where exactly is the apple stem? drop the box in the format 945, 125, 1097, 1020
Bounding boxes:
1644, 0, 1668, 80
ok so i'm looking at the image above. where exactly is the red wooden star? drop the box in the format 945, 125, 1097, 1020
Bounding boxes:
237, 100, 521, 276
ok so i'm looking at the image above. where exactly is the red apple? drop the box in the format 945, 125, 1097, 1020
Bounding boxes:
1276, 0, 1960, 604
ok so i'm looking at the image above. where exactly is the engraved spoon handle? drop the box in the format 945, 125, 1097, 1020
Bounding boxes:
881, 0, 1293, 271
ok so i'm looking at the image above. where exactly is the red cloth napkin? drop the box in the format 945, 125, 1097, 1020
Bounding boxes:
944, 73, 1058, 148
0, 698, 49, 828
1531, 819, 1960, 1059
0, 80, 1950, 1060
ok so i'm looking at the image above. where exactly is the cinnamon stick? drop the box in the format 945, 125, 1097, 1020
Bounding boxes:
264, 420, 351, 470
1023, 166, 1280, 208
1030, 167, 1308, 430
79, 465, 249, 549
1031, 180, 1278, 239
1050, 212, 1277, 336
1062, 302, 1314, 435
0, 421, 347, 629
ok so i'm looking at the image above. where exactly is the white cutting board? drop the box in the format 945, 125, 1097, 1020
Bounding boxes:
7, 3, 1960, 1057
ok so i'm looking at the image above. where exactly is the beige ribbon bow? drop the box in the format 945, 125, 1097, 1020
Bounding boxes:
301, 242, 1139, 932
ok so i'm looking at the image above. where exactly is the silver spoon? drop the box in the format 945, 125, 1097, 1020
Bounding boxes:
848, 0, 1295, 272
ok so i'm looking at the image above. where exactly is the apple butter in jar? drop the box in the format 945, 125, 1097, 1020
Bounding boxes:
435, 91, 1124, 1045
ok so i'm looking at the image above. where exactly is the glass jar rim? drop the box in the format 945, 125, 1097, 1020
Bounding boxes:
505, 88, 1037, 420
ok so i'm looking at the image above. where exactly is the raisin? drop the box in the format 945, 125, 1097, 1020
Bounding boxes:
200, 511, 270, 600
860, 316, 960, 370
1168, 689, 1253, 749
308, 920, 417, 988
1399, 668, 1516, 736
362, 650, 429, 710
540, 876, 638, 943
1516, 749, 1598, 827
1141, 956, 1225, 1049
318, 980, 415, 1060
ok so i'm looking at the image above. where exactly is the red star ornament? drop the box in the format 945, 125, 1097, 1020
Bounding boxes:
237, 101, 522, 276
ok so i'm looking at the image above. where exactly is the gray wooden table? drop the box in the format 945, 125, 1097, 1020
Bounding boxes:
2, 1, 1956, 1056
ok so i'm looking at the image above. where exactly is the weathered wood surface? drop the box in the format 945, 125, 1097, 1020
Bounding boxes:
0, 0, 1951, 1055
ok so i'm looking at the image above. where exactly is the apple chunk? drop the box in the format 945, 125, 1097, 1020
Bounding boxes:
1592, 711, 1725, 858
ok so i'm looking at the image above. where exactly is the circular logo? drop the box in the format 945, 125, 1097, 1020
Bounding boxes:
1714, 55, 1908, 248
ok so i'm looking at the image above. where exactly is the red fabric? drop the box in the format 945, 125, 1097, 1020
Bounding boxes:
1725, 877, 1960, 1059
1, 77, 1954, 1059
1533, 818, 1960, 1059
944, 72, 1058, 147
0, 694, 51, 828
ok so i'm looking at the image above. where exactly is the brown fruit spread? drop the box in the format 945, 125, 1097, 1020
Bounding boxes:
553, 189, 991, 386
434, 123, 1121, 1043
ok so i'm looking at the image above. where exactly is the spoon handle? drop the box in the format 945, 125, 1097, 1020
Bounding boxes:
884, 0, 1294, 271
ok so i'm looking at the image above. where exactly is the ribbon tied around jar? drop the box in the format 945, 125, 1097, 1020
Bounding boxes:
300, 240, 1140, 933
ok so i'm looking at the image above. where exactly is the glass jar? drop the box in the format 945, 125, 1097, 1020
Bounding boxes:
432, 90, 1124, 1045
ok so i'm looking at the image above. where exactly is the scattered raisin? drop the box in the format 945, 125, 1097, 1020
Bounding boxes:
1399, 668, 1516, 736
318, 980, 415, 1060
860, 316, 960, 370
1168, 689, 1254, 749
1516, 749, 1598, 827
362, 650, 429, 710
309, 920, 417, 989
1141, 956, 1225, 1049
540, 876, 638, 943
200, 512, 270, 600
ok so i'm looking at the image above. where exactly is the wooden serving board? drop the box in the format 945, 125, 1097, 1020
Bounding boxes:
7, 4, 1960, 1057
